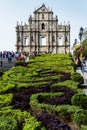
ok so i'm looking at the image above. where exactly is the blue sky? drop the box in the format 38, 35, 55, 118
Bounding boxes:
0, 0, 87, 51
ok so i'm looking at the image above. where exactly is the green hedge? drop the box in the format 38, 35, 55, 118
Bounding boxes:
0, 115, 18, 130
0, 93, 13, 107
23, 117, 41, 130
14, 61, 28, 67
0, 71, 3, 77
30, 92, 81, 121
81, 125, 87, 130
73, 109, 87, 125
51, 80, 79, 91
0, 53, 85, 128
71, 93, 87, 109
71, 72, 84, 85
0, 108, 43, 130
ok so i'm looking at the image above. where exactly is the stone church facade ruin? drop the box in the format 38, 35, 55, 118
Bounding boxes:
15, 4, 70, 54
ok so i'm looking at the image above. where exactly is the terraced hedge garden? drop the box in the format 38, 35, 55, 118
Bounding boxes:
0, 53, 87, 130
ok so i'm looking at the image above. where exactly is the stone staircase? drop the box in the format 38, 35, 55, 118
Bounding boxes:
76, 67, 87, 86
0, 58, 16, 72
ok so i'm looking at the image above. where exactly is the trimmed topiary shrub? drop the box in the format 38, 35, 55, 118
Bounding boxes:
23, 117, 41, 130
73, 109, 87, 125
14, 61, 28, 67
0, 115, 18, 130
70, 72, 84, 85
0, 93, 13, 107
71, 93, 87, 109
81, 125, 87, 130
0, 71, 3, 77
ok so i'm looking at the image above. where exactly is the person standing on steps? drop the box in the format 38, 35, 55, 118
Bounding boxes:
0, 52, 2, 66
0, 57, 2, 66
81, 57, 86, 74
8, 52, 12, 63
81, 62, 85, 74
82, 56, 86, 66
77, 57, 82, 68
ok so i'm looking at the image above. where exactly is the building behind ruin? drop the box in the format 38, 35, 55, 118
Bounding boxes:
16, 4, 70, 54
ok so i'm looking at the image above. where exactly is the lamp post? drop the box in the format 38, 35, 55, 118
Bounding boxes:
74, 38, 77, 45
72, 39, 76, 54
72, 39, 77, 50
79, 27, 83, 45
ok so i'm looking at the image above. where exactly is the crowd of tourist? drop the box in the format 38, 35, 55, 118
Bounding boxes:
0, 51, 31, 66
0, 51, 15, 58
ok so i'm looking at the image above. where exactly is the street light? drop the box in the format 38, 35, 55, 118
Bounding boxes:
79, 27, 84, 45
73, 39, 77, 48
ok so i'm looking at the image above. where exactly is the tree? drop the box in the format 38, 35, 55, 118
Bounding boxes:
73, 43, 82, 58
82, 28, 87, 40
79, 27, 87, 59
82, 39, 87, 59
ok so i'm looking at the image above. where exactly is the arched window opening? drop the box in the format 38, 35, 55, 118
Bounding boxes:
23, 37, 28, 46
42, 23, 45, 30
25, 38, 28, 46
40, 36, 46, 46
23, 37, 26, 45
58, 37, 62, 45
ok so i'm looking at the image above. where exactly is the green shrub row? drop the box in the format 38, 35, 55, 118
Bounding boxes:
81, 125, 87, 130
73, 109, 87, 125
30, 92, 82, 122
0, 53, 86, 129
0, 93, 13, 107
71, 72, 84, 85
71, 93, 87, 109
0, 115, 18, 130
0, 71, 3, 77
0, 108, 44, 130
14, 61, 28, 67
51, 80, 79, 91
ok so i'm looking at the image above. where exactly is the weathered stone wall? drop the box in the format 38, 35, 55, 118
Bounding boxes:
16, 4, 70, 54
